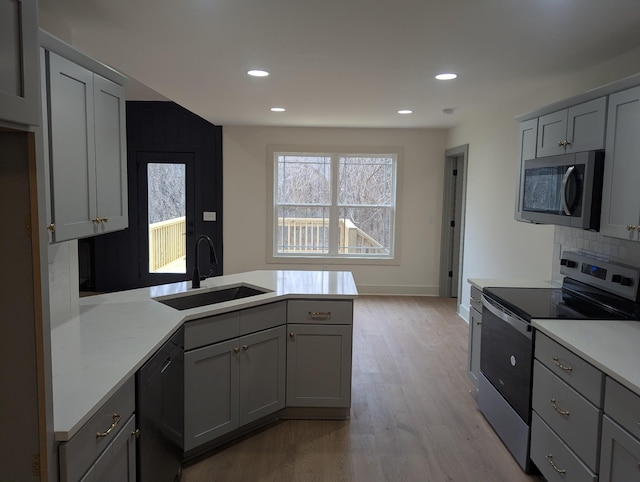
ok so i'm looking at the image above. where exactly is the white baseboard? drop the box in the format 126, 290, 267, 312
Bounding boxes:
356, 284, 439, 296
458, 304, 470, 323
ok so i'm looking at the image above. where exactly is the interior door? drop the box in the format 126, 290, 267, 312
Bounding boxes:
137, 151, 195, 286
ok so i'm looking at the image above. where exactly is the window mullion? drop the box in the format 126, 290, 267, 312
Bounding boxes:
329, 154, 340, 255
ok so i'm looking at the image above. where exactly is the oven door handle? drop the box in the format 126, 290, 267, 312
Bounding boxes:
481, 294, 532, 339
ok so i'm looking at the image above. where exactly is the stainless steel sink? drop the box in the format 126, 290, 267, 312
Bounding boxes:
155, 284, 270, 310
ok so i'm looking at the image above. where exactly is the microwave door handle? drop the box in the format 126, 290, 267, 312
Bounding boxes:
561, 165, 576, 215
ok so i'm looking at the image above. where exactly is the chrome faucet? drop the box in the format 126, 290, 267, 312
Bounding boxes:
192, 235, 218, 289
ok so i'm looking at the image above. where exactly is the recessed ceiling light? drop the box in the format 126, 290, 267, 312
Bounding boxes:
435, 73, 457, 80
270, 107, 285, 112
247, 69, 269, 77
398, 109, 413, 114
442, 108, 455, 115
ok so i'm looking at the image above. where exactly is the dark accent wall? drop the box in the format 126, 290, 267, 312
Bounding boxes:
86, 101, 223, 292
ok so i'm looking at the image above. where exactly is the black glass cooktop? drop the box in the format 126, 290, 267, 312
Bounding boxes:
483, 279, 639, 322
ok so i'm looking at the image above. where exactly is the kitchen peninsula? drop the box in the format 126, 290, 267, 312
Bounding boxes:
51, 270, 357, 480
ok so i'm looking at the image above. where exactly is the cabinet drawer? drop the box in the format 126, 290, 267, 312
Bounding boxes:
599, 415, 640, 482
532, 361, 602, 470
80, 414, 136, 482
535, 332, 604, 406
605, 377, 640, 441
531, 412, 597, 482
239, 301, 286, 335
470, 286, 482, 312
185, 311, 239, 350
59, 377, 135, 482
287, 300, 353, 325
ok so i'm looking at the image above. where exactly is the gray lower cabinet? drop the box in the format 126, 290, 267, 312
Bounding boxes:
184, 325, 286, 452
41, 46, 128, 242
599, 377, 640, 482
530, 333, 603, 481
80, 415, 137, 482
286, 324, 353, 408
599, 416, 640, 482
467, 286, 482, 387
59, 377, 136, 482
0, 0, 40, 126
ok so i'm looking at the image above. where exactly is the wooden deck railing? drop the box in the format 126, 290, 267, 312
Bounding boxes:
149, 216, 384, 272
277, 217, 383, 254
149, 216, 186, 272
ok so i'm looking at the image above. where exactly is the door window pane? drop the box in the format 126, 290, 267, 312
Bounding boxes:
148, 163, 186, 273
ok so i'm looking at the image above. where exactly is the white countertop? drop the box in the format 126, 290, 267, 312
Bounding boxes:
533, 318, 640, 395
51, 270, 358, 441
468, 278, 556, 290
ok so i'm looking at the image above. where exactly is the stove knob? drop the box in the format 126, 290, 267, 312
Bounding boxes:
560, 259, 577, 268
621, 277, 634, 287
612, 274, 622, 283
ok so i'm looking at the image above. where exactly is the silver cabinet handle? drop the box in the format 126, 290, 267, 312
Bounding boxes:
546, 454, 566, 474
309, 311, 331, 320
552, 356, 573, 372
550, 399, 570, 417
96, 413, 121, 438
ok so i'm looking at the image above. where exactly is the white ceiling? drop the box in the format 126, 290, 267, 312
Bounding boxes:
38, 0, 640, 129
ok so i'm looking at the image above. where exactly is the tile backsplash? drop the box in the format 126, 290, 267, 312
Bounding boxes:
552, 226, 640, 284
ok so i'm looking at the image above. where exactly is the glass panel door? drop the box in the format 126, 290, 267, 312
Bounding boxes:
138, 151, 195, 287
148, 163, 186, 274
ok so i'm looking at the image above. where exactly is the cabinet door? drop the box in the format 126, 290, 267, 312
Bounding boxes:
48, 51, 98, 241
537, 109, 568, 157
184, 338, 240, 451
79, 415, 136, 482
566, 97, 606, 152
599, 415, 640, 482
94, 75, 128, 233
468, 307, 482, 387
0, 0, 40, 126
514, 119, 537, 221
600, 86, 640, 240
239, 326, 286, 425
286, 324, 352, 408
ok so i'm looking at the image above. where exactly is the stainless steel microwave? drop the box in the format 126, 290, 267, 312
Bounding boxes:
519, 150, 604, 229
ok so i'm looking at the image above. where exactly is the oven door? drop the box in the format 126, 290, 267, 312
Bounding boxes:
480, 294, 533, 423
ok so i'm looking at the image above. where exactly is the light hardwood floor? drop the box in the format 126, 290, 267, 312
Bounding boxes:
182, 296, 543, 481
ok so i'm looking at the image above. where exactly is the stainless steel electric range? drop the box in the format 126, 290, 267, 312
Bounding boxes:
478, 251, 640, 472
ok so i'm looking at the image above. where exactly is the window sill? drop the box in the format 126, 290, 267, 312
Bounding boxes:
267, 255, 400, 266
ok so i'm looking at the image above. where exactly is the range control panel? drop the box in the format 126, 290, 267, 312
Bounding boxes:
560, 251, 640, 301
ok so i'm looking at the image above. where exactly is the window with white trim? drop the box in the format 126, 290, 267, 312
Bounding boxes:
270, 149, 397, 260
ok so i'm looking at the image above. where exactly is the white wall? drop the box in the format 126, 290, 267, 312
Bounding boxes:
223, 126, 447, 294
450, 46, 640, 319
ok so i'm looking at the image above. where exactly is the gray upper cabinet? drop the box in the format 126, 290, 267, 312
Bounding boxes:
515, 118, 538, 221
600, 86, 640, 240
0, 0, 40, 126
42, 49, 128, 242
536, 97, 606, 157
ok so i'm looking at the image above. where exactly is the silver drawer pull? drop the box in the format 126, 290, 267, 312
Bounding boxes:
550, 399, 570, 417
552, 356, 573, 372
96, 413, 121, 438
309, 311, 331, 320
546, 454, 566, 474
